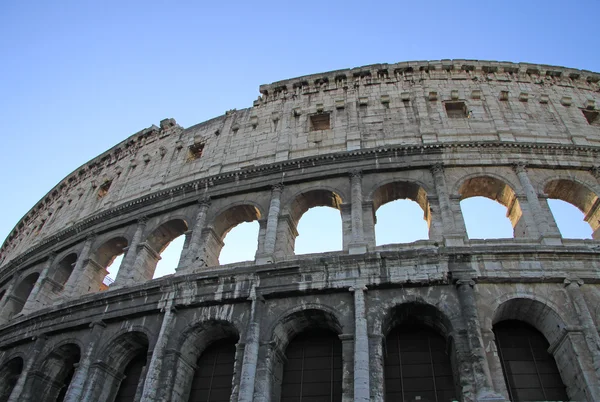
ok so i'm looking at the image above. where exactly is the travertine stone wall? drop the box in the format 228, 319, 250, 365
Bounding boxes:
0, 60, 599, 401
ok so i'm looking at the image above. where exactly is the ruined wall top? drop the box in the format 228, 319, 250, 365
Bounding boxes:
1, 59, 599, 268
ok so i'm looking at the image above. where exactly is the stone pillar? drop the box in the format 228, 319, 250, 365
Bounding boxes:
513, 163, 561, 244
339, 334, 354, 402
564, 278, 600, 376
431, 163, 466, 245
62, 234, 95, 298
21, 252, 57, 314
180, 198, 211, 270
0, 275, 20, 322
350, 286, 370, 401
368, 333, 385, 402
114, 217, 147, 285
127, 242, 161, 283
176, 230, 193, 268
7, 335, 46, 402
481, 329, 510, 400
140, 295, 176, 401
273, 215, 298, 260
362, 202, 376, 249
455, 279, 505, 401
257, 184, 284, 264
238, 287, 263, 402
63, 320, 106, 402
349, 171, 367, 254
253, 342, 276, 402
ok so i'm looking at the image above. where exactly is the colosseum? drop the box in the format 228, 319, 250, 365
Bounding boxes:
0, 59, 599, 402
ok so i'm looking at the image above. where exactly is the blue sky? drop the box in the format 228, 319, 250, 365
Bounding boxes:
0, 1, 598, 278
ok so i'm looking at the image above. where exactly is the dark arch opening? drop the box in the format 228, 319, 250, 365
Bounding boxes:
545, 179, 599, 239
187, 337, 237, 402
494, 320, 568, 402
372, 182, 430, 245
35, 343, 81, 402
281, 328, 342, 402
0, 357, 23, 401
114, 352, 147, 402
290, 190, 343, 255
459, 176, 522, 239
383, 303, 458, 402
7, 273, 40, 317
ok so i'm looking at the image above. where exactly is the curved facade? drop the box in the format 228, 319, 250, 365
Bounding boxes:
0, 59, 600, 401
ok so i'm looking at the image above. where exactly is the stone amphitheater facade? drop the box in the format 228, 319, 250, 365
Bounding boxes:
0, 59, 600, 402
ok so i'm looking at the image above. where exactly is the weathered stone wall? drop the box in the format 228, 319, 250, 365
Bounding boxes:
0, 60, 599, 401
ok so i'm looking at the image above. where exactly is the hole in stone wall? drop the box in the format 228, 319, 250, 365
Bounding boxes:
97, 180, 112, 198
219, 221, 260, 264
444, 101, 468, 118
295, 206, 342, 254
310, 113, 330, 131
547, 199, 593, 239
153, 234, 185, 278
375, 199, 429, 245
582, 109, 599, 126
460, 197, 513, 239
187, 142, 205, 161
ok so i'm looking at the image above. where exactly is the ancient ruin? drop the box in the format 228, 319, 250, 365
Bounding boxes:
0, 59, 599, 401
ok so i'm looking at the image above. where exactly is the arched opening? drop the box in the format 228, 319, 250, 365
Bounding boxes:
0, 357, 23, 401
4, 273, 40, 318
93, 331, 149, 402
494, 320, 568, 402
459, 176, 521, 239
33, 343, 80, 402
145, 219, 188, 279
204, 205, 261, 266
92, 237, 128, 290
545, 179, 599, 239
271, 308, 343, 401
372, 182, 431, 245
383, 303, 458, 402
220, 221, 260, 264
188, 338, 237, 402
281, 329, 342, 402
52, 254, 77, 287
174, 320, 240, 402
290, 190, 343, 255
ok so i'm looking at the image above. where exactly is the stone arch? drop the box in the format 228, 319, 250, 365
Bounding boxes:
51, 253, 78, 288
381, 301, 456, 339
203, 203, 263, 266
0, 356, 23, 401
268, 306, 345, 402
456, 174, 524, 238
140, 218, 188, 279
27, 342, 81, 402
280, 188, 344, 255
544, 178, 600, 237
1, 272, 40, 320
88, 236, 128, 291
491, 296, 580, 400
370, 180, 432, 243
164, 319, 240, 401
85, 330, 150, 402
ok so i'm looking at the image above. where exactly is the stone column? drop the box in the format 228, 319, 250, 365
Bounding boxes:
257, 185, 283, 264
431, 163, 466, 245
140, 295, 176, 401
180, 198, 211, 270
62, 234, 96, 298
350, 286, 370, 401
238, 286, 263, 402
349, 171, 367, 254
63, 321, 106, 402
21, 252, 57, 314
564, 278, 600, 376
481, 329, 510, 400
455, 279, 505, 401
339, 334, 354, 402
368, 333, 385, 402
253, 342, 276, 402
114, 217, 147, 285
513, 163, 561, 244
0, 274, 20, 322
7, 335, 46, 402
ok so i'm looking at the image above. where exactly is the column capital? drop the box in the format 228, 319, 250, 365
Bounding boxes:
591, 166, 600, 179
197, 196, 211, 207
564, 277, 584, 287
89, 320, 107, 329
349, 285, 368, 293
46, 252, 58, 263
349, 169, 362, 179
137, 215, 149, 225
271, 183, 284, 193
85, 232, 97, 242
430, 162, 445, 175
512, 161, 528, 174
455, 279, 476, 288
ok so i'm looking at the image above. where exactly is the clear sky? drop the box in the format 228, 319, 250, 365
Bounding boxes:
0, 1, 598, 279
